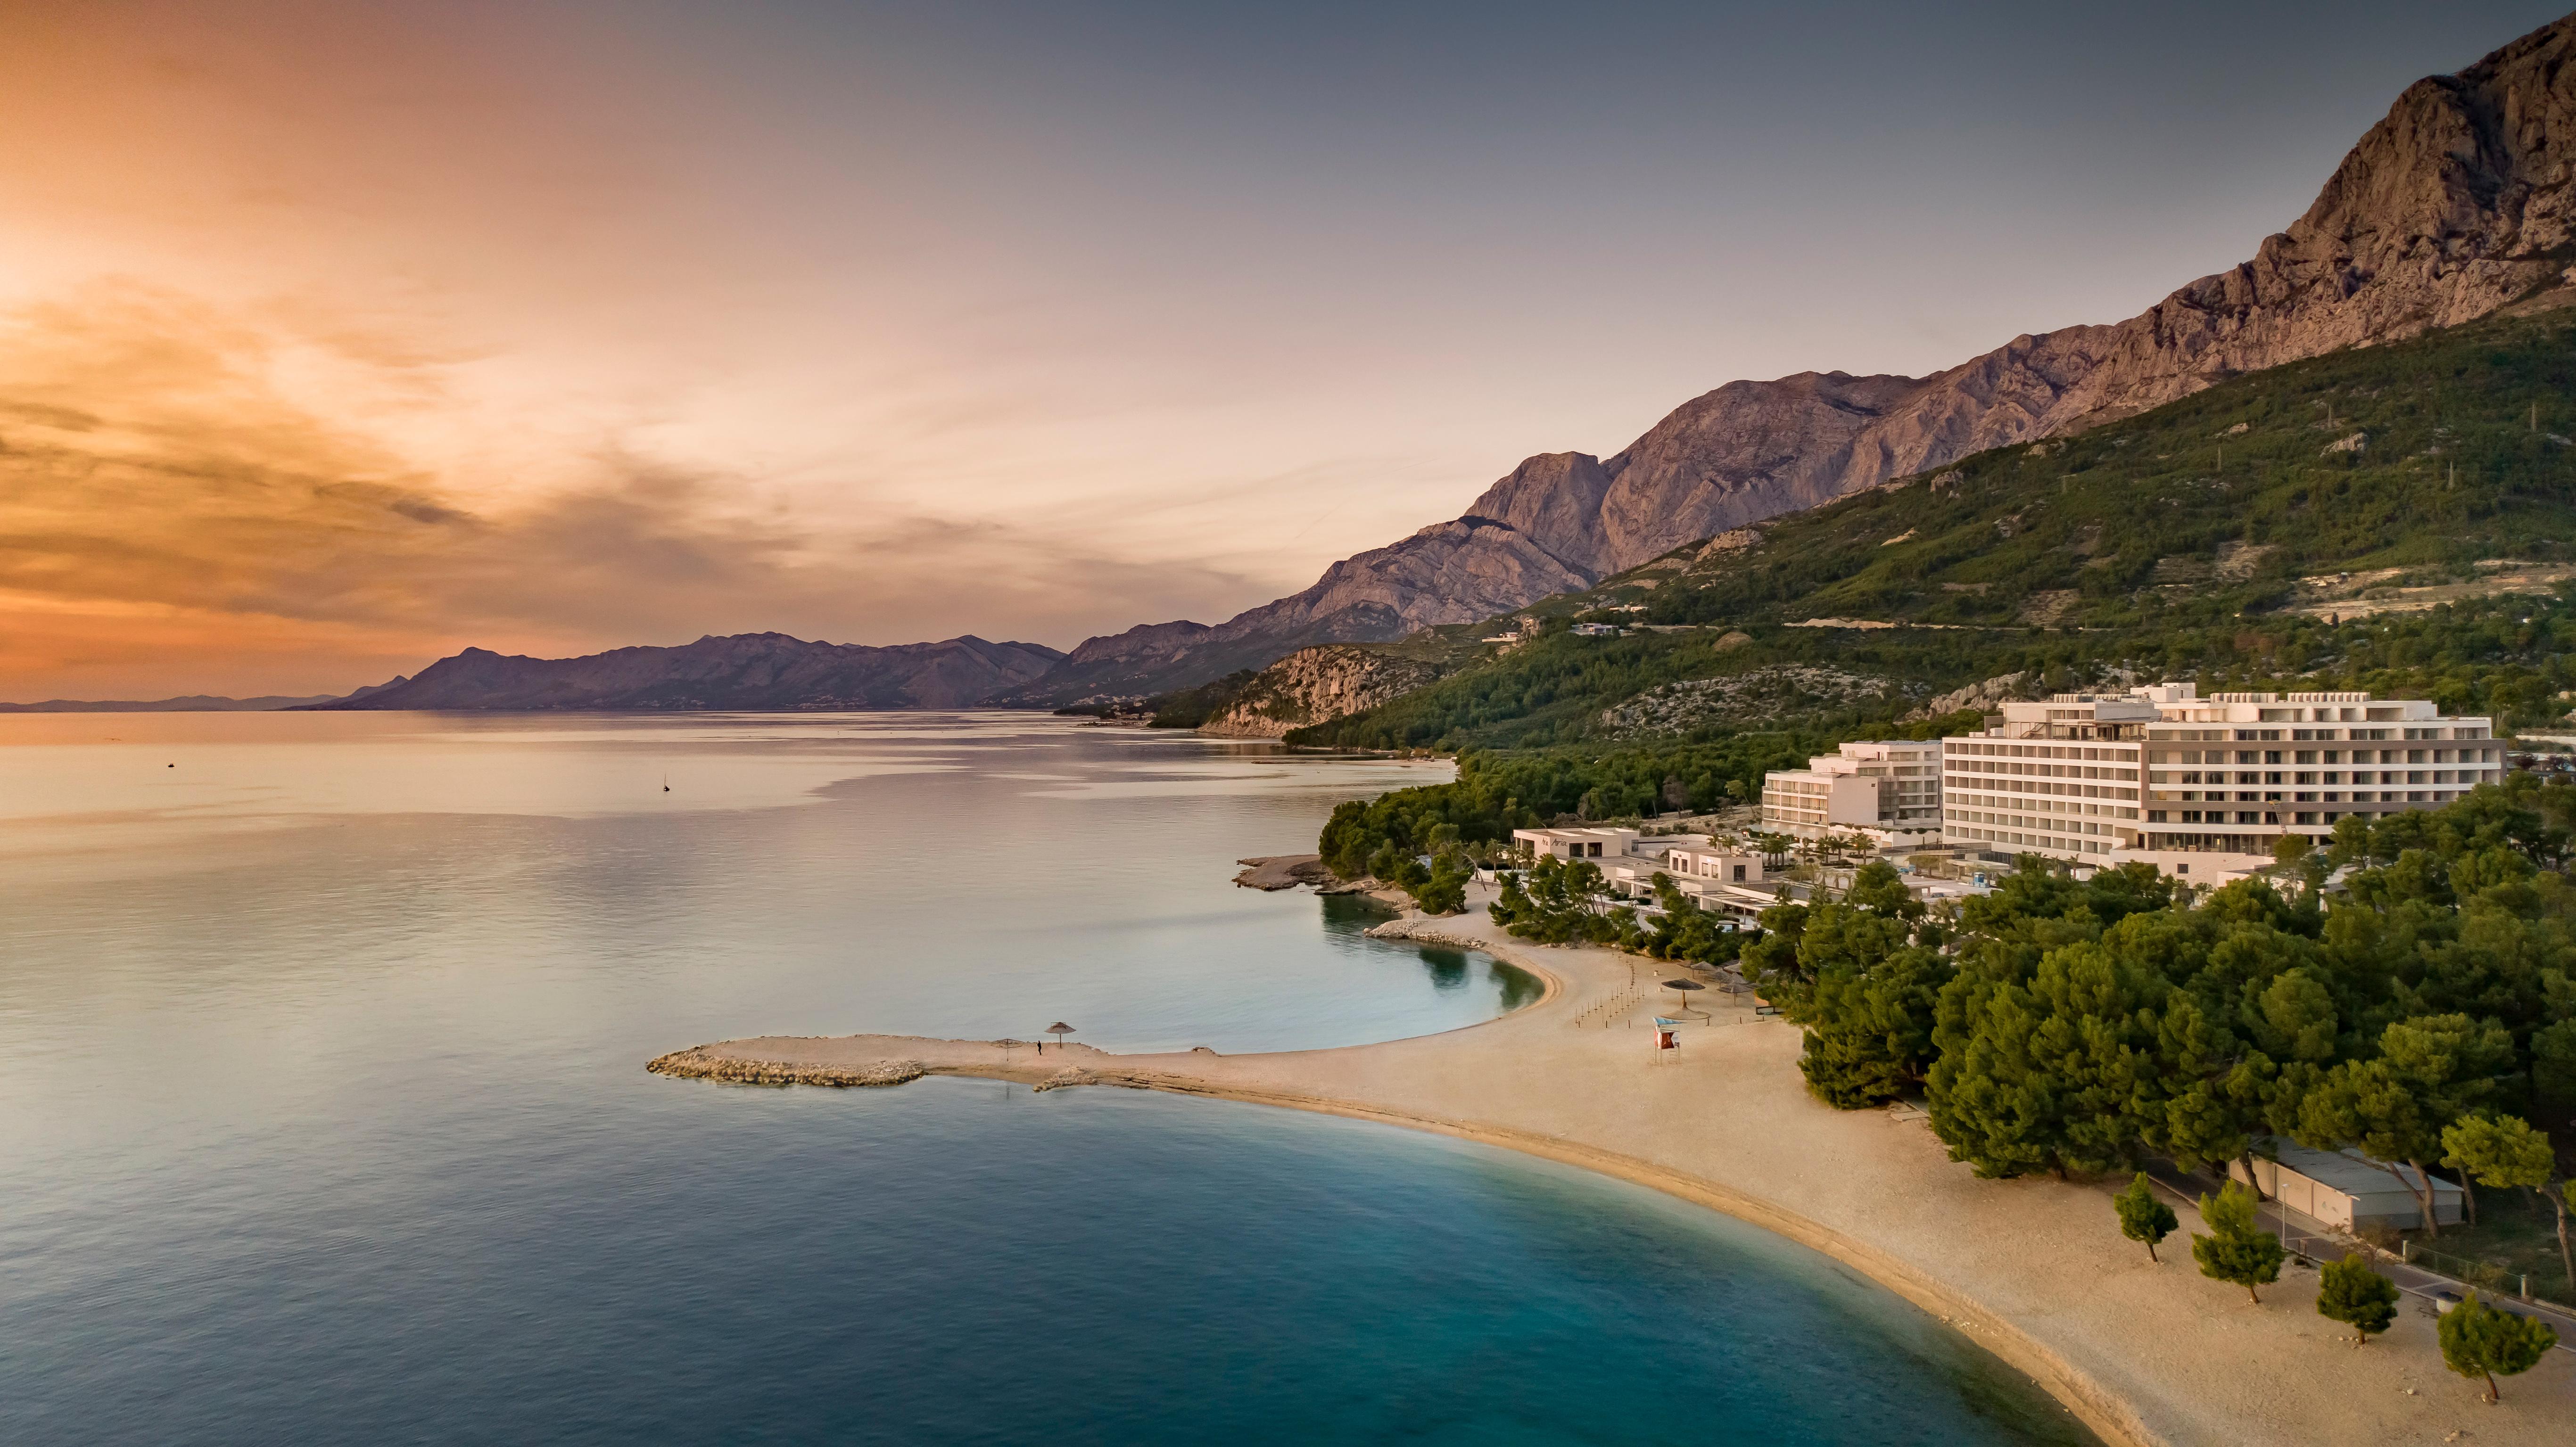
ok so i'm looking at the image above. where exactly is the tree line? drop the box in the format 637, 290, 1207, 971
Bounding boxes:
1745, 776, 2576, 1291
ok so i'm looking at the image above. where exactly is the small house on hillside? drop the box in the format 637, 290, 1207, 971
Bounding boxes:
2237, 1141, 2463, 1231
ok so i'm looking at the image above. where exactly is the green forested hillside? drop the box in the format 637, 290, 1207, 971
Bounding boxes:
1296, 306, 2576, 751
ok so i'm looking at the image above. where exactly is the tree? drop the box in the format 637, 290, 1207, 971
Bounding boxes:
2295, 1014, 2513, 1239
2443, 1115, 2571, 1293
2114, 1173, 2177, 1263
2437, 1291, 2559, 1404
2191, 1179, 2284, 1304
2269, 833, 2325, 894
1843, 859, 1924, 922
1928, 928, 2174, 1179
1796, 945, 1953, 1108
2314, 1255, 2400, 1345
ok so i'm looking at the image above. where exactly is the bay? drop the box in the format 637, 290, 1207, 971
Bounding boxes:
0, 711, 2092, 1444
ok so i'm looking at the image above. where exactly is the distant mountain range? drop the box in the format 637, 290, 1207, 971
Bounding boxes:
1007, 12, 2576, 705
0, 693, 348, 713
302, 632, 1063, 711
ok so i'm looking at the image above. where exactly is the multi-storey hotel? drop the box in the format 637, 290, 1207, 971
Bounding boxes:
1760, 740, 1944, 847
1939, 684, 2502, 879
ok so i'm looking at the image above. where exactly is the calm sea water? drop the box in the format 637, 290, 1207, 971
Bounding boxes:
0, 712, 2092, 1445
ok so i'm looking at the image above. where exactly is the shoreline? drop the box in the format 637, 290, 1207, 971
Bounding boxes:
648, 892, 2571, 1446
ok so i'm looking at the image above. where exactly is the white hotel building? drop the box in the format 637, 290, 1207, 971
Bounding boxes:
1940, 684, 2503, 879
1759, 740, 1944, 847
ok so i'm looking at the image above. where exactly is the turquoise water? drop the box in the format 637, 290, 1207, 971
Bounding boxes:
0, 712, 2093, 1444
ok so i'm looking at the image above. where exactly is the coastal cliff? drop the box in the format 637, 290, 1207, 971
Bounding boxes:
1197, 646, 1448, 739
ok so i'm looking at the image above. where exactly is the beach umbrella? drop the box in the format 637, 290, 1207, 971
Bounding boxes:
1046, 1021, 1075, 1053
1661, 978, 1705, 1014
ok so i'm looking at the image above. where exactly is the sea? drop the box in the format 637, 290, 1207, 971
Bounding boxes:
0, 711, 2096, 1445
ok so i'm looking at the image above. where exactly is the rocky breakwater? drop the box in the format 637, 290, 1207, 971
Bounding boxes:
648, 1046, 930, 1087
1198, 645, 1446, 739
1362, 915, 1495, 954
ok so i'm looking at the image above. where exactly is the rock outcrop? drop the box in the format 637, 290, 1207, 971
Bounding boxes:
993, 12, 2576, 705
310, 632, 1064, 711
1197, 645, 1449, 738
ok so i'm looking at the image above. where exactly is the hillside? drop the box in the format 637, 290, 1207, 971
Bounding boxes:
1010, 10, 2576, 705
1292, 304, 2576, 750
309, 633, 1064, 712
1196, 645, 1452, 739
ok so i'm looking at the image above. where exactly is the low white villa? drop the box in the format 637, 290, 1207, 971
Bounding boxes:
1510, 827, 1641, 861
2237, 1141, 2464, 1231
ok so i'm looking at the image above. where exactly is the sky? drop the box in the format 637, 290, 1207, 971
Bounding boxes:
0, 0, 2565, 699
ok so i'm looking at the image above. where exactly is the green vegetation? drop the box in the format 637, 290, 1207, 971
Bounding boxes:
1482, 859, 1749, 963
1487, 856, 1624, 946
1143, 669, 1259, 728
1723, 780, 2576, 1286
1648, 310, 2576, 635
2315, 1255, 2400, 1344
1743, 863, 1952, 1108
2441, 1114, 2574, 1291
1295, 308, 2576, 753
1316, 736, 1832, 904
2114, 1173, 2178, 1263
2436, 1291, 2559, 1403
2192, 1179, 2287, 1304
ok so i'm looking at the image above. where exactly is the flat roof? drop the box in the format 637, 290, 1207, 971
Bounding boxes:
2265, 1139, 2460, 1198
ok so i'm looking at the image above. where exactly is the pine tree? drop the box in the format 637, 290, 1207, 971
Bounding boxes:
2190, 1179, 2284, 1304
2437, 1291, 2559, 1404
2114, 1174, 2177, 1263
2314, 1255, 2399, 1345
2440, 1115, 2570, 1294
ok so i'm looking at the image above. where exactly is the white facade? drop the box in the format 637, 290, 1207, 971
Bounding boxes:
1940, 684, 2503, 879
2240, 1142, 2464, 1231
1511, 827, 1640, 861
1662, 845, 1769, 888
1761, 740, 1943, 846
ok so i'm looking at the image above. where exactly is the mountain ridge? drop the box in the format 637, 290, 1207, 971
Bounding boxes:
1013, 10, 2576, 704
307, 632, 1064, 712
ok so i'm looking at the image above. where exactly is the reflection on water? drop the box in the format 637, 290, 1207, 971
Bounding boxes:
0, 710, 2093, 1447
1314, 889, 1541, 1012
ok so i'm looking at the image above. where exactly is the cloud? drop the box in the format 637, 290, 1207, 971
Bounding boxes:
0, 287, 1259, 698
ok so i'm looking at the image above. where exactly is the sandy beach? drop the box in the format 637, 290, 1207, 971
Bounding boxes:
650, 892, 2574, 1446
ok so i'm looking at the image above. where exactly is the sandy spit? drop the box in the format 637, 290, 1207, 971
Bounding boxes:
648, 894, 2572, 1446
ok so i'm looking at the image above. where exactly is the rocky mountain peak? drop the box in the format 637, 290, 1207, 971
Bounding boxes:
994, 11, 2576, 707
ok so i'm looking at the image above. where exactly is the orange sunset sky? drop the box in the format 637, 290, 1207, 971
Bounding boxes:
1, 0, 2559, 699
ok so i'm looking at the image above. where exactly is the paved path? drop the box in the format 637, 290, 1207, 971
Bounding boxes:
2140, 1162, 2576, 1347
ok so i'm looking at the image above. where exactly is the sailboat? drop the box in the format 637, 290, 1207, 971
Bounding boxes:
662, 773, 671, 793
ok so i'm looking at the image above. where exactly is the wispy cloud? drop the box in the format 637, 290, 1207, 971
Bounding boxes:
0, 288, 1259, 697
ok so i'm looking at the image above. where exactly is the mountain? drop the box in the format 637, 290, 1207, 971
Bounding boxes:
987, 513, 1588, 704
307, 633, 1064, 711
1290, 301, 2576, 750
1015, 11, 2576, 703
0, 693, 347, 713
